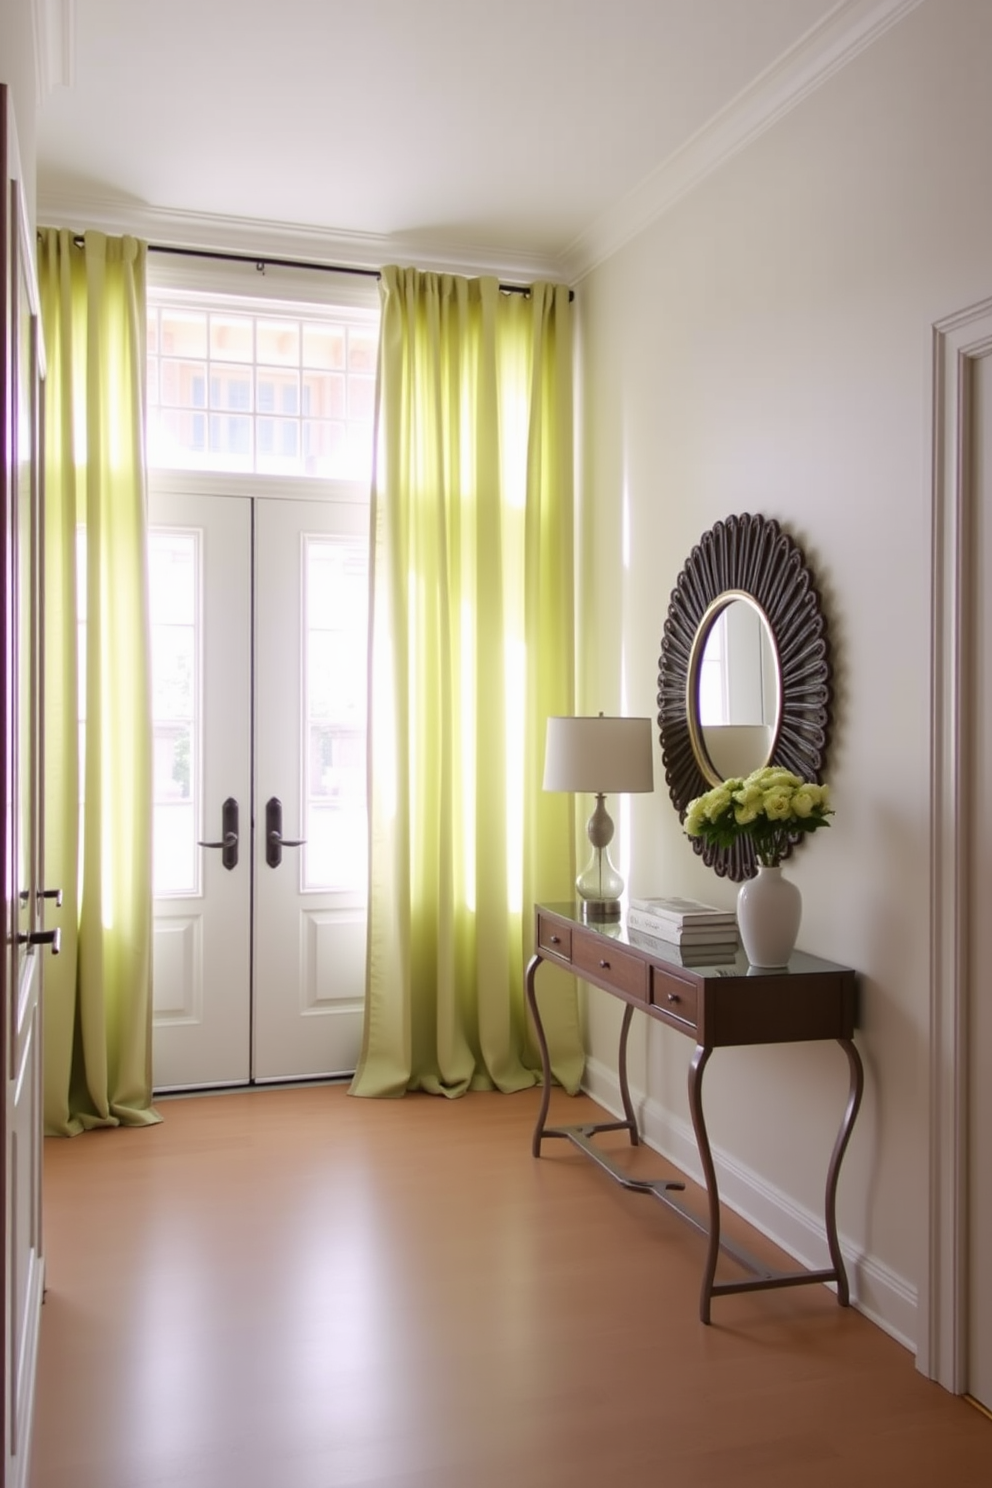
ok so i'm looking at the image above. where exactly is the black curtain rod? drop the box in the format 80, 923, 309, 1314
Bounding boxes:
66, 237, 572, 298
147, 242, 381, 281
144, 242, 572, 299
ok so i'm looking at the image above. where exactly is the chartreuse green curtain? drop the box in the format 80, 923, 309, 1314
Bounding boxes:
38, 229, 159, 1135
351, 267, 583, 1098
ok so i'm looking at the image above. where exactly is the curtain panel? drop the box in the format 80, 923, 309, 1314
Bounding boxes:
38, 228, 158, 1134
351, 267, 583, 1099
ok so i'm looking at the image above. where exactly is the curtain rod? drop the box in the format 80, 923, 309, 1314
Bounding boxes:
144, 242, 573, 299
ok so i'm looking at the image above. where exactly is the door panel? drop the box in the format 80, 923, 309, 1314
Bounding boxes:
3, 108, 46, 1488
150, 493, 251, 1089
150, 490, 368, 1088
253, 497, 368, 1080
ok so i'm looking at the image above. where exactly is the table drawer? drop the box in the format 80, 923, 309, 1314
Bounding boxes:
650, 970, 698, 1034
573, 933, 648, 1001
537, 915, 572, 962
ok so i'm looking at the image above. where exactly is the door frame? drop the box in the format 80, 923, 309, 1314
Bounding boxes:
148, 468, 371, 1090
925, 294, 992, 1390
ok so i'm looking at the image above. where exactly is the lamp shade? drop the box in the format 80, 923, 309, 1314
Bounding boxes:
543, 715, 654, 794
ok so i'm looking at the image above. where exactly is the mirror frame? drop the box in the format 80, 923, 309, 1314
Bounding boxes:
657, 513, 832, 881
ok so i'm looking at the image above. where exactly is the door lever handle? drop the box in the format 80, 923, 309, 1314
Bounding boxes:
198, 797, 239, 870
266, 797, 306, 868
22, 928, 61, 955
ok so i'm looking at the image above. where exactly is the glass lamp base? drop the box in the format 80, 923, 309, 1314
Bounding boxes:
581, 897, 621, 921
575, 833, 624, 922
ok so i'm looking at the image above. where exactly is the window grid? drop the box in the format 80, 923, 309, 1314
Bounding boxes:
148, 296, 379, 480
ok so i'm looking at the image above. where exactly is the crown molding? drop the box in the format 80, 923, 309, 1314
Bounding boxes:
34, 191, 568, 285
562, 0, 925, 282
32, 0, 75, 100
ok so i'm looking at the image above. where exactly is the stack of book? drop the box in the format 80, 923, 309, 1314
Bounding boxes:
626, 896, 739, 965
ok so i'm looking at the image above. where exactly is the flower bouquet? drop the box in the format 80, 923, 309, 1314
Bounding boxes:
684, 766, 832, 867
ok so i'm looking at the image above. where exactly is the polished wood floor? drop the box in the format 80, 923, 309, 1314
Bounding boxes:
29, 1085, 992, 1488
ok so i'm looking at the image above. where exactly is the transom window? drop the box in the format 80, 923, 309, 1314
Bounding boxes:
147, 284, 379, 480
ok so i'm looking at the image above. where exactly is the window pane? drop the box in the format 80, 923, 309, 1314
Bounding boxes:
257, 417, 300, 474
161, 359, 206, 408
149, 530, 199, 897
348, 374, 375, 421
305, 802, 367, 892
154, 802, 197, 896
303, 322, 345, 370
150, 408, 207, 464
302, 371, 345, 419
302, 420, 347, 477
257, 368, 300, 416
303, 537, 368, 892
151, 628, 194, 720
257, 318, 300, 366
210, 364, 253, 412
153, 723, 192, 798
160, 309, 207, 358
348, 327, 377, 373
210, 314, 253, 363
148, 532, 196, 623
209, 413, 252, 464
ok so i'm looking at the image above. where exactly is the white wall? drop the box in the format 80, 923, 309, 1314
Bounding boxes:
576, 0, 992, 1352
0, 0, 38, 225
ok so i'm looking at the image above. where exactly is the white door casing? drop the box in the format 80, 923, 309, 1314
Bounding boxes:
926, 296, 992, 1398
966, 351, 992, 1410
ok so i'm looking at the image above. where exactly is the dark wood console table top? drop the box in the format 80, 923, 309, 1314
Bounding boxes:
524, 902, 863, 1324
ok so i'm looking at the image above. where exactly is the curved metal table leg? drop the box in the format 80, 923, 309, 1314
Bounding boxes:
617, 1001, 639, 1146
687, 1044, 719, 1324
825, 1037, 864, 1306
525, 953, 552, 1156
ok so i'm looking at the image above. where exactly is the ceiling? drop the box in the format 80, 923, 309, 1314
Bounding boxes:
33, 0, 910, 279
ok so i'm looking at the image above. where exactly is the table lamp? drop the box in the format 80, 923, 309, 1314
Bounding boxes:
543, 713, 654, 920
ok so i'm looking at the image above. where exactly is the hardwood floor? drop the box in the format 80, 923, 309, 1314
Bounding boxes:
29, 1085, 992, 1488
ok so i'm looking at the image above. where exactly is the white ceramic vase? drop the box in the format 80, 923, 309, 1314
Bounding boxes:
736, 864, 802, 969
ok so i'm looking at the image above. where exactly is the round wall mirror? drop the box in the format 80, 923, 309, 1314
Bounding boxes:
688, 591, 781, 786
657, 513, 832, 881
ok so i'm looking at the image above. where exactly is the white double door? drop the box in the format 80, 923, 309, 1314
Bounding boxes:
149, 486, 369, 1089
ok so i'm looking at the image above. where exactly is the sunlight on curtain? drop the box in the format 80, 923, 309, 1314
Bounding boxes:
39, 228, 159, 1134
351, 268, 583, 1099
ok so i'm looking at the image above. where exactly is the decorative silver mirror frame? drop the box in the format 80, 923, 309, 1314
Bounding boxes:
658, 513, 832, 881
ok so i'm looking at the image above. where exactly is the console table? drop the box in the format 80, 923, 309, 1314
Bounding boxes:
525, 902, 863, 1324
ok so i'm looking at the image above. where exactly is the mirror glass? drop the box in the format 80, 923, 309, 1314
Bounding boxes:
691, 595, 780, 784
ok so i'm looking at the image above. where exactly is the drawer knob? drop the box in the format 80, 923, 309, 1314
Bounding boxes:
549, 935, 560, 945
600, 959, 610, 969
667, 992, 681, 1004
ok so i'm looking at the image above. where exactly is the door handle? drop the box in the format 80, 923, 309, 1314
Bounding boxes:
266, 797, 306, 868
21, 928, 61, 955
199, 797, 239, 870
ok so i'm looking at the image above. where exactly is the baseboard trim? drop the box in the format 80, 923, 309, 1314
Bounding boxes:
582, 1055, 917, 1352
10, 1251, 44, 1488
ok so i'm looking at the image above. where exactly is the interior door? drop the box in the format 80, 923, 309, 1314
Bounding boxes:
253, 496, 368, 1080
2, 112, 47, 1488
149, 491, 252, 1089
149, 488, 368, 1089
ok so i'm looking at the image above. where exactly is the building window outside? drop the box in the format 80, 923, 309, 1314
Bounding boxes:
147, 289, 379, 480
